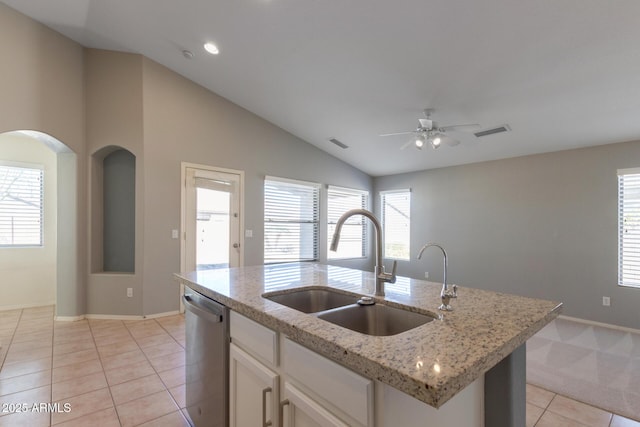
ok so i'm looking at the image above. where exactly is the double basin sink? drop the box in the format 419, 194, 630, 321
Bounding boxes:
263, 288, 436, 336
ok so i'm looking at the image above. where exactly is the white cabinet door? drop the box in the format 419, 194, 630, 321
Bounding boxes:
230, 343, 279, 427
281, 382, 349, 427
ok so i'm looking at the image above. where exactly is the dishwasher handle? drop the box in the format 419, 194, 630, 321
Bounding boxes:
182, 295, 224, 323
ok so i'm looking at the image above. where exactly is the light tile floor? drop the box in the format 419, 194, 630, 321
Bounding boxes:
0, 306, 189, 426
1, 306, 638, 426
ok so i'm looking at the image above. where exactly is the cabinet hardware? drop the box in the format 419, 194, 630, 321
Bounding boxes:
262, 387, 273, 427
279, 399, 290, 427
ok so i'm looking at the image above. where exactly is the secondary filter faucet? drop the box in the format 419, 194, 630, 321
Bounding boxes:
417, 243, 457, 311
330, 209, 397, 297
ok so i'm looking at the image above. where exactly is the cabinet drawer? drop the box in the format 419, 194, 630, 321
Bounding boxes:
284, 338, 373, 427
230, 311, 278, 366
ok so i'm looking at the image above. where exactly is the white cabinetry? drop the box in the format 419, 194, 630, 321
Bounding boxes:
229, 312, 374, 427
229, 310, 482, 427
282, 338, 374, 427
229, 343, 279, 427
230, 311, 280, 427
281, 382, 348, 427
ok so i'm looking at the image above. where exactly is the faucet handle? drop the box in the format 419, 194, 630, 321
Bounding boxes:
451, 284, 458, 297
388, 260, 397, 283
380, 260, 397, 283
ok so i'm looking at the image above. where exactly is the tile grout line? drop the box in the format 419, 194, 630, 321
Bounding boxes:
125, 318, 186, 421
48, 308, 54, 427
0, 309, 23, 373
87, 318, 123, 427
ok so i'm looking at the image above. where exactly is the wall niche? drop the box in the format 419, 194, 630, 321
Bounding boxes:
91, 146, 136, 273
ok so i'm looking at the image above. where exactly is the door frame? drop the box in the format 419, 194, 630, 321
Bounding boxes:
180, 162, 245, 311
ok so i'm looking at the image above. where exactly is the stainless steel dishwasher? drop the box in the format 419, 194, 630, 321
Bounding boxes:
183, 286, 229, 427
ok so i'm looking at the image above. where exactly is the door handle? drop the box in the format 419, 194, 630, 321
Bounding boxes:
182, 295, 223, 323
278, 399, 290, 427
262, 387, 272, 427
233, 243, 240, 248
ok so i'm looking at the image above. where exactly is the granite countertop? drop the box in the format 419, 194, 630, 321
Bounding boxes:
175, 263, 562, 408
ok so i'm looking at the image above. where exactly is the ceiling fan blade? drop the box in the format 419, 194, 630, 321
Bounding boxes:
380, 131, 413, 137
399, 139, 414, 150
440, 123, 480, 132
418, 118, 433, 129
442, 135, 460, 147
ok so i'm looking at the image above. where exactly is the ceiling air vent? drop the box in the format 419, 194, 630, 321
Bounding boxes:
474, 125, 511, 138
328, 138, 349, 149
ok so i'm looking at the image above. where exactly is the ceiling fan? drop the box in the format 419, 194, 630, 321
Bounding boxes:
380, 109, 480, 150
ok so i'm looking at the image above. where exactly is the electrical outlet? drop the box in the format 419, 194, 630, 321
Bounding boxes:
127, 288, 133, 298
602, 296, 610, 306
424, 272, 429, 279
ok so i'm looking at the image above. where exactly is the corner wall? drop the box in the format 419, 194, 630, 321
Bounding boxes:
374, 140, 640, 329
0, 2, 86, 317
84, 49, 144, 316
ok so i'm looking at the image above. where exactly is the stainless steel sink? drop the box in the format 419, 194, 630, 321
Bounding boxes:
263, 288, 357, 313
316, 303, 435, 336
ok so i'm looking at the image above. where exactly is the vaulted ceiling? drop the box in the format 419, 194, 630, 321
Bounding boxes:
4, 0, 640, 176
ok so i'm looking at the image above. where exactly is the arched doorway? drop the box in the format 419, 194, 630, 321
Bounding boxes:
0, 130, 78, 317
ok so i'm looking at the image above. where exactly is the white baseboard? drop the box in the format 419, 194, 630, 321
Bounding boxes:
0, 302, 55, 311
85, 310, 181, 321
558, 314, 640, 335
55, 315, 86, 322
1, 305, 183, 321
144, 310, 180, 319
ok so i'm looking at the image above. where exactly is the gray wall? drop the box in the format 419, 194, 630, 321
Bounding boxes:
374, 140, 640, 330
141, 58, 373, 315
0, 3, 86, 317
103, 149, 136, 273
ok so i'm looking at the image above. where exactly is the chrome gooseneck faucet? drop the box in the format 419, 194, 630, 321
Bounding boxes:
330, 209, 397, 297
417, 243, 457, 311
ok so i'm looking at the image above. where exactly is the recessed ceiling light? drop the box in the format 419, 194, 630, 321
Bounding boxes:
204, 42, 219, 55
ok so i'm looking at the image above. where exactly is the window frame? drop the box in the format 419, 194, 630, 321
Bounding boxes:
380, 189, 411, 261
0, 161, 44, 248
327, 185, 369, 260
617, 168, 640, 288
264, 176, 320, 264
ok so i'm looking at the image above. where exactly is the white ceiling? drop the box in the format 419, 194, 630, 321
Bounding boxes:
5, 0, 640, 176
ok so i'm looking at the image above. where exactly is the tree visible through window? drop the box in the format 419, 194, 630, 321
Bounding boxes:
618, 168, 640, 288
0, 164, 44, 247
264, 177, 319, 263
381, 189, 410, 260
327, 186, 368, 259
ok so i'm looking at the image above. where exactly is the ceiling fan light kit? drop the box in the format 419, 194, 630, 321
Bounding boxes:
382, 109, 481, 151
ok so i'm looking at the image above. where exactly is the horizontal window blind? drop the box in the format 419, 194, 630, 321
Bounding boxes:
327, 186, 368, 259
618, 170, 640, 288
381, 189, 410, 260
264, 177, 319, 263
0, 164, 44, 247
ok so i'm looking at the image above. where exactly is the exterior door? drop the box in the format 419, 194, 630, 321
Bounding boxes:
183, 165, 243, 273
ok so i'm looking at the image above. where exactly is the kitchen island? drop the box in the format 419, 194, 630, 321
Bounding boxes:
175, 262, 562, 426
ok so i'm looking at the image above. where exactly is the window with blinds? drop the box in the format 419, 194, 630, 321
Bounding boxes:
327, 186, 368, 259
264, 177, 320, 263
0, 164, 44, 247
381, 189, 410, 260
618, 169, 640, 288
